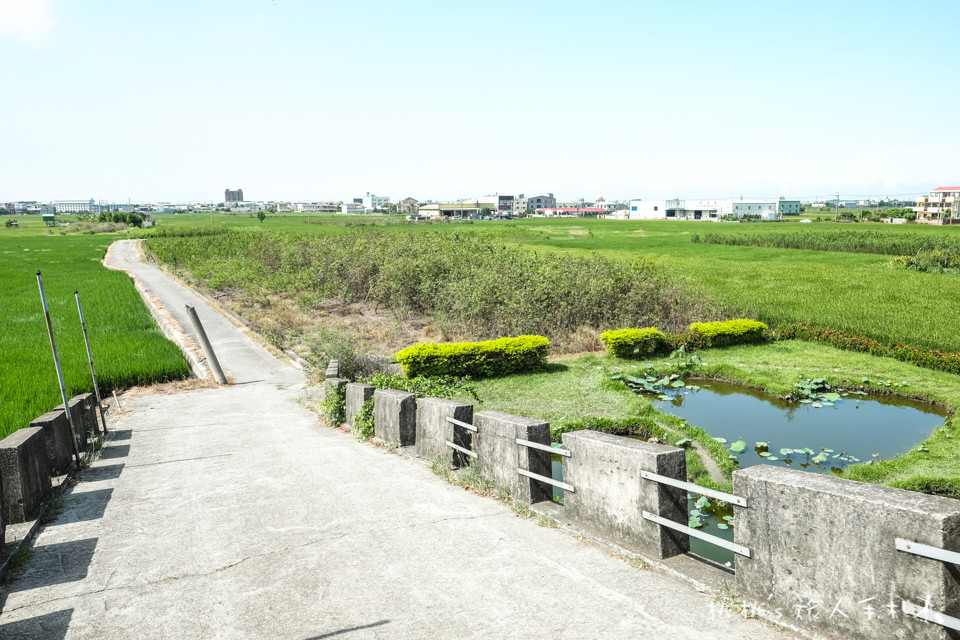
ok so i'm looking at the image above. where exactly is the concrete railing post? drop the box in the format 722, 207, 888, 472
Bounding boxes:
374, 389, 417, 446
416, 398, 473, 467
734, 465, 960, 640
185, 304, 227, 384
561, 430, 689, 559
345, 382, 374, 429
474, 411, 552, 504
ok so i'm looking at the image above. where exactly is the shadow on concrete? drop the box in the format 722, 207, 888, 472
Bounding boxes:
232, 380, 266, 385
98, 444, 130, 460
305, 620, 391, 639
135, 423, 219, 432
0, 608, 73, 639
7, 538, 98, 594
107, 429, 132, 441
82, 463, 124, 482
49, 489, 114, 526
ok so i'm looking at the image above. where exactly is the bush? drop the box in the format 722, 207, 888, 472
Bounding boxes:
353, 399, 375, 440
689, 319, 768, 348
600, 327, 667, 358
395, 335, 549, 378
319, 381, 345, 426
307, 328, 391, 381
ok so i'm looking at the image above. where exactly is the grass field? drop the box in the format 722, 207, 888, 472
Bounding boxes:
142, 212, 960, 354
0, 218, 190, 438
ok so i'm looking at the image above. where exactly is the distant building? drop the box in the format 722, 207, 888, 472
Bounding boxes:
298, 202, 338, 213
777, 198, 801, 215
362, 192, 390, 211
399, 197, 419, 214
418, 202, 484, 218
626, 199, 778, 221
341, 203, 366, 214
538, 207, 608, 217
593, 198, 620, 212
224, 188, 244, 203
524, 194, 556, 213
51, 199, 97, 214
915, 186, 960, 224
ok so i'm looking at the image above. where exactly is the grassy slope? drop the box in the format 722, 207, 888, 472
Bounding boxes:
0, 218, 190, 437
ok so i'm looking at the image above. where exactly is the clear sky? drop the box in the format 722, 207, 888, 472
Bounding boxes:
1, 0, 957, 203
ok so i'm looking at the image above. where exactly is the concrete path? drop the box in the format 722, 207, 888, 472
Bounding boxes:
0, 240, 788, 639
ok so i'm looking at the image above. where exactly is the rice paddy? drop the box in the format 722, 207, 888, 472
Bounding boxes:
0, 222, 190, 438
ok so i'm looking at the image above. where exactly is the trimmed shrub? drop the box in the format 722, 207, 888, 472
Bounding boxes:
600, 327, 667, 359
395, 335, 549, 378
689, 319, 768, 348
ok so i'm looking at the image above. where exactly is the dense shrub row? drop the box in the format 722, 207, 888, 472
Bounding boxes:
395, 336, 549, 378
599, 328, 666, 358
777, 324, 960, 375
600, 319, 768, 359
691, 230, 960, 258
689, 319, 768, 347
146, 229, 716, 341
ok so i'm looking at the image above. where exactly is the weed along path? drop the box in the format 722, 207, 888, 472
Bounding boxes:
0, 240, 788, 639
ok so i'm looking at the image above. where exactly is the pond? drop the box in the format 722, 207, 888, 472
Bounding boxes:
653, 379, 946, 472
551, 378, 946, 568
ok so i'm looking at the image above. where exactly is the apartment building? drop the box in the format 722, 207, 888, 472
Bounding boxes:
915, 186, 960, 224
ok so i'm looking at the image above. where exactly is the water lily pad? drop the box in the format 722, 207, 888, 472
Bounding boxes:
755, 441, 769, 448
823, 392, 841, 403
730, 439, 747, 453
717, 523, 729, 530
758, 451, 771, 457
713, 437, 727, 444
779, 448, 793, 456
670, 380, 685, 388
695, 495, 711, 508
766, 455, 778, 461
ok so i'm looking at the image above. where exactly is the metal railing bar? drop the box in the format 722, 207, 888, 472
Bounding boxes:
642, 511, 751, 557
895, 538, 960, 565
445, 416, 478, 432
901, 600, 960, 631
445, 441, 477, 458
518, 468, 575, 493
516, 438, 570, 457
640, 470, 747, 508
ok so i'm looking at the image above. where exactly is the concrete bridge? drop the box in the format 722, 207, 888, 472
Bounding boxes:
0, 240, 789, 639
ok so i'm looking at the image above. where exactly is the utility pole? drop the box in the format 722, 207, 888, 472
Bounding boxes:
835, 192, 840, 222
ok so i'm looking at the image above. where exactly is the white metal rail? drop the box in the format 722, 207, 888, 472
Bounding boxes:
643, 511, 751, 557
445, 416, 477, 432
516, 438, 570, 457
640, 470, 747, 507
518, 468, 574, 492
445, 441, 477, 458
640, 470, 750, 557
896, 537, 960, 630
514, 438, 575, 492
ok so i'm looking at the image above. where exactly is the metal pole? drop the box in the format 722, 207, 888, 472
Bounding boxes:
75, 291, 108, 434
37, 271, 83, 467
185, 304, 227, 384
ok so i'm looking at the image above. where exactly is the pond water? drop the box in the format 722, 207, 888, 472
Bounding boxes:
653, 379, 946, 472
551, 379, 946, 567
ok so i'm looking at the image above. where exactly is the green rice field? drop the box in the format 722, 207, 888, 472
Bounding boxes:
0, 219, 190, 438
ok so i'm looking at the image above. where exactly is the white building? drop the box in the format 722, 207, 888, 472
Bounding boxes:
51, 199, 97, 213
341, 203, 366, 214
298, 202, 338, 213
626, 199, 778, 221
915, 186, 960, 224
362, 192, 390, 211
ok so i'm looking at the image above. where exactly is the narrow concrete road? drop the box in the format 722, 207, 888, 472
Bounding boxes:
0, 240, 788, 639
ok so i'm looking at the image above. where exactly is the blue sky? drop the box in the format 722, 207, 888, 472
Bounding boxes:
1, 0, 957, 203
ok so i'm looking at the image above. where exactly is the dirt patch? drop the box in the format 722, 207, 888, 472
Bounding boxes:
119, 377, 220, 401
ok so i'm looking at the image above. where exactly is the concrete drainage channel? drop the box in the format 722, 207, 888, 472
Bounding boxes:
328, 364, 960, 640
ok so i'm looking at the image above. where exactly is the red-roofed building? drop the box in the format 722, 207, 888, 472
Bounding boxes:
915, 186, 960, 224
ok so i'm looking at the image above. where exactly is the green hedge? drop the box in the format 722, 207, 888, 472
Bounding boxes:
689, 319, 768, 348
395, 335, 550, 378
600, 327, 667, 359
